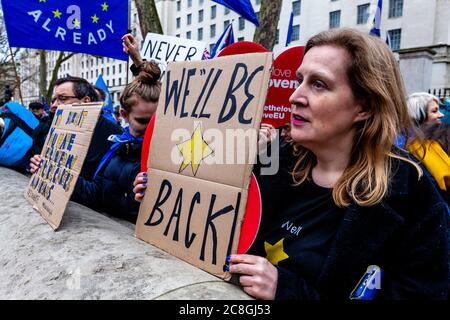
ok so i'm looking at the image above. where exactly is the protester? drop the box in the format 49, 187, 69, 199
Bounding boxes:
29, 76, 123, 180
28, 102, 46, 120
221, 28, 448, 300
407, 92, 444, 126
69, 61, 161, 223
408, 121, 450, 200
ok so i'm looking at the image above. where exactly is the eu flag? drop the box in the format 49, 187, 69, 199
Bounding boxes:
0, 1, 128, 61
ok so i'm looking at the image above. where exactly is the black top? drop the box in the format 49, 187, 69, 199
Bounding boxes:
250, 179, 345, 282
251, 143, 448, 300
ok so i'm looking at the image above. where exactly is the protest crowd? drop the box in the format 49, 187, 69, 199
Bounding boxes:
0, 1, 449, 302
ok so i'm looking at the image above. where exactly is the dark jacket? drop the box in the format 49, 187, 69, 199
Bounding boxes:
253, 143, 449, 300
30, 113, 123, 180
71, 140, 141, 223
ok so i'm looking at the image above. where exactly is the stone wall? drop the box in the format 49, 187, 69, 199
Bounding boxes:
0, 167, 250, 300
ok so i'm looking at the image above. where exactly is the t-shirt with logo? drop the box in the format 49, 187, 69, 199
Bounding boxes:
250, 178, 346, 282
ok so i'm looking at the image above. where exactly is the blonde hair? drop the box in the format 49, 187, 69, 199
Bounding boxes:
292, 28, 422, 207
119, 61, 161, 113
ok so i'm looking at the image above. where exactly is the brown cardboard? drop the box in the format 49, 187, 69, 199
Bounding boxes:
136, 53, 273, 279
148, 53, 273, 189
24, 103, 103, 230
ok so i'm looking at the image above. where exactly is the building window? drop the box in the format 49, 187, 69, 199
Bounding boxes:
119, 64, 122, 73
239, 17, 245, 30
357, 3, 370, 25
224, 20, 230, 30
199, 0, 204, 5
187, 31, 192, 39
187, 14, 192, 25
176, 17, 181, 29
133, 13, 137, 23
292, 25, 300, 41
238, 37, 244, 41
119, 78, 122, 86
275, 29, 279, 45
96, 70, 99, 77
176, 34, 180, 37
388, 29, 401, 50
188, 0, 192, 8
112, 65, 115, 75
225, 7, 230, 15
107, 67, 110, 76
199, 9, 204, 23
210, 24, 216, 37
329, 10, 340, 29
293, 1, 301, 16
112, 79, 115, 87
211, 5, 217, 19
389, 0, 403, 18
177, 1, 181, 11
198, 28, 203, 41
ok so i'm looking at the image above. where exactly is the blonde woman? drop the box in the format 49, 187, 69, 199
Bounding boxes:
227, 29, 448, 300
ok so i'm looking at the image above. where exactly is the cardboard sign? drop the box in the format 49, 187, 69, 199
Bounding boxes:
141, 33, 206, 64
136, 53, 273, 280
263, 46, 305, 128
25, 103, 103, 230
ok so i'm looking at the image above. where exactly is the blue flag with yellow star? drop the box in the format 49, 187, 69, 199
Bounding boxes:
0, 0, 128, 61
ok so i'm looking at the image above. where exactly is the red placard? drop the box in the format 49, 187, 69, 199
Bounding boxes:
262, 46, 305, 129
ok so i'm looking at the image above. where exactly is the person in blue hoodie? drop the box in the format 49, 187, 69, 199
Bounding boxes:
71, 61, 161, 222
30, 61, 161, 223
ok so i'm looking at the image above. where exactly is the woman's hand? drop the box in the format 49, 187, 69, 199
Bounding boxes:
258, 123, 276, 155
227, 254, 278, 300
29, 154, 42, 174
122, 33, 143, 67
133, 171, 148, 202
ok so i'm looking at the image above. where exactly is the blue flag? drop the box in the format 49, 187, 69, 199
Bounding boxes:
369, 0, 383, 37
210, 23, 235, 58
212, 0, 259, 27
286, 12, 294, 47
386, 32, 392, 50
1, 1, 128, 61
41, 96, 50, 114
95, 74, 116, 123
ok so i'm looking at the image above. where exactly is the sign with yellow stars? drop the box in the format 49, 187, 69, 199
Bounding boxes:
136, 53, 273, 280
1, 0, 128, 61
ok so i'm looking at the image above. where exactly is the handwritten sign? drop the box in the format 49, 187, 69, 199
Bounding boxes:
141, 33, 206, 65
135, 53, 273, 280
25, 103, 103, 230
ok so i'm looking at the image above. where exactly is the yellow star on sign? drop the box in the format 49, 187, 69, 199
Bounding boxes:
177, 124, 213, 176
264, 239, 289, 266
101, 2, 109, 11
73, 19, 81, 28
53, 9, 61, 19
91, 14, 99, 23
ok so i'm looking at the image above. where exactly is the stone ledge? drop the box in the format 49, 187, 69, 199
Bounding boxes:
0, 167, 251, 300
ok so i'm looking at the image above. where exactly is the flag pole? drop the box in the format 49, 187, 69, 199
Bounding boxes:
126, 0, 132, 85
8, 47, 24, 105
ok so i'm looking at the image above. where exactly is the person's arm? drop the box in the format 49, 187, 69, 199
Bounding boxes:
71, 175, 104, 210
122, 33, 146, 76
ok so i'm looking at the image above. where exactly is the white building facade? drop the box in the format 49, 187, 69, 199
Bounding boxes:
19, 0, 450, 104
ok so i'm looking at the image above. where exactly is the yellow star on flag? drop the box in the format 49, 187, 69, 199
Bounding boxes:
73, 19, 81, 28
177, 124, 213, 176
53, 9, 61, 19
91, 14, 99, 23
39, 0, 46, 3
264, 239, 289, 266
101, 2, 109, 11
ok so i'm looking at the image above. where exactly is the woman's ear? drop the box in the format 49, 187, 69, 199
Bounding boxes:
82, 96, 91, 103
120, 108, 129, 121
354, 101, 372, 123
